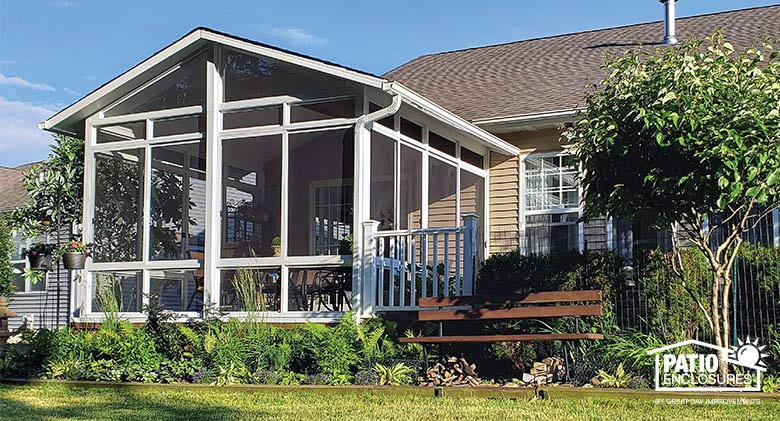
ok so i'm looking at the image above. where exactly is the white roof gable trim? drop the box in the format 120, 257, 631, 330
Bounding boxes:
40, 28, 518, 156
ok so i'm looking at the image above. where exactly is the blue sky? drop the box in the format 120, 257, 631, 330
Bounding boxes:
0, 0, 777, 166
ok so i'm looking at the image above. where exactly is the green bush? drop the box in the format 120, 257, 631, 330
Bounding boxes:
4, 311, 410, 386
0, 218, 16, 297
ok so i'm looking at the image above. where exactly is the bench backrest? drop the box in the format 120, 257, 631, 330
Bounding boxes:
417, 290, 603, 322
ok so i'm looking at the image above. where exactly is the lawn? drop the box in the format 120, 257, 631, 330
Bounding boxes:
0, 384, 778, 421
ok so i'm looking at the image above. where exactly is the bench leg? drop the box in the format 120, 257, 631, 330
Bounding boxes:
563, 342, 571, 384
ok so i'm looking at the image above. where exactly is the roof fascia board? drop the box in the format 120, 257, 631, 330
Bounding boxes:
473, 108, 583, 133
41, 30, 205, 131
201, 31, 386, 90
388, 82, 519, 156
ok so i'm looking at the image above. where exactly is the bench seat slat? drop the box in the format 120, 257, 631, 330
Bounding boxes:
399, 333, 604, 344
417, 291, 602, 308
418, 304, 602, 321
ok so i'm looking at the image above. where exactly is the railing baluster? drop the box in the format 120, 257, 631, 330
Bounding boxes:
378, 237, 385, 308
444, 233, 450, 297
421, 234, 428, 299
433, 233, 439, 297
410, 234, 417, 307
389, 236, 396, 308
455, 229, 461, 296
400, 234, 407, 308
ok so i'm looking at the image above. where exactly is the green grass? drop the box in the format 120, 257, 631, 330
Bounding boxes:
0, 384, 777, 421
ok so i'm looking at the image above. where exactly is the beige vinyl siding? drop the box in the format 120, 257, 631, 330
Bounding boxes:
488, 152, 519, 254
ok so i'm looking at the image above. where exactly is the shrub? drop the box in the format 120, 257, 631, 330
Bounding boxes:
0, 218, 16, 297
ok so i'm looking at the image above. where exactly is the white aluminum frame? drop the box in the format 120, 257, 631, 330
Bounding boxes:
73, 40, 496, 324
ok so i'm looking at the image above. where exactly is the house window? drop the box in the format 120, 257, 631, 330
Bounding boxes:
525, 154, 578, 211
523, 153, 580, 254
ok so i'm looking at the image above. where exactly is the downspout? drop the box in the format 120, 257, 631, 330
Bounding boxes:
353, 89, 402, 320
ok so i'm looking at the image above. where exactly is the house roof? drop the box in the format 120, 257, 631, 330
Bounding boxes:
384, 5, 780, 123
41, 27, 518, 156
0, 163, 36, 214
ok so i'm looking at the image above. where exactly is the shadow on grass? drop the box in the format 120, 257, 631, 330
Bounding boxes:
0, 385, 269, 421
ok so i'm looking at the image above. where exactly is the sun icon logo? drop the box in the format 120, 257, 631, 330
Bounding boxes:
730, 336, 768, 369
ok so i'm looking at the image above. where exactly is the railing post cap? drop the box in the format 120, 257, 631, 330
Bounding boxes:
362, 220, 380, 228
461, 213, 479, 221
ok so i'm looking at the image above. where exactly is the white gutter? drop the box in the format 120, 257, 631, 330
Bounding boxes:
386, 82, 519, 156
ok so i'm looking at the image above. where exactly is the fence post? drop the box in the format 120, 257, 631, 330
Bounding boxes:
361, 220, 380, 318
462, 213, 478, 296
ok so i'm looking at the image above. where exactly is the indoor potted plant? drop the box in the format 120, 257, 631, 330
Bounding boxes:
271, 236, 282, 257
57, 240, 92, 270
23, 243, 56, 270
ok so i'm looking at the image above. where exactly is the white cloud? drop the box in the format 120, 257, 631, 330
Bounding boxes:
0, 97, 56, 166
64, 88, 83, 96
50, 0, 77, 7
0, 73, 55, 92
266, 27, 326, 46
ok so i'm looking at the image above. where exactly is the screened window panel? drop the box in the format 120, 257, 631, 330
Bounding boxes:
153, 114, 205, 137
93, 149, 145, 262
288, 267, 351, 311
221, 135, 282, 258
91, 271, 142, 312
461, 146, 484, 168
149, 269, 202, 312
290, 98, 355, 123
429, 131, 456, 157
524, 212, 579, 254
428, 157, 457, 229
150, 141, 207, 261
223, 106, 281, 130
96, 121, 146, 144
105, 50, 207, 117
224, 49, 353, 102
460, 170, 485, 224
399, 145, 422, 230
11, 263, 25, 292
400, 118, 422, 141
288, 128, 354, 256
370, 131, 395, 231
220, 268, 281, 312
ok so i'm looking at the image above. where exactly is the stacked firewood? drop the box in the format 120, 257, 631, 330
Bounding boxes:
521, 357, 565, 385
418, 356, 482, 387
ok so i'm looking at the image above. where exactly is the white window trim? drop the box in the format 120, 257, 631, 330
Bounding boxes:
519, 150, 583, 254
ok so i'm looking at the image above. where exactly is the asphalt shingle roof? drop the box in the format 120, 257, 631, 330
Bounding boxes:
0, 163, 36, 214
384, 6, 780, 122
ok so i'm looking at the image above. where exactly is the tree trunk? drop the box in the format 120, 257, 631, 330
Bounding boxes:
713, 270, 730, 379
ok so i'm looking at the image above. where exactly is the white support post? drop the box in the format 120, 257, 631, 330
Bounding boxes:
462, 213, 478, 296
361, 221, 379, 317
203, 46, 223, 316
606, 216, 614, 250
773, 208, 779, 248
352, 109, 372, 319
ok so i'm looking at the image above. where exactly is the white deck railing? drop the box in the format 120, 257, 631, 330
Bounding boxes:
362, 214, 478, 312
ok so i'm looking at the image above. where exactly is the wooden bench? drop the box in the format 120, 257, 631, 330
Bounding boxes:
399, 290, 604, 344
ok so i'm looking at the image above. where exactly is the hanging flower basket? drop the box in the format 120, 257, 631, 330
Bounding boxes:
62, 252, 87, 270
57, 241, 92, 270
24, 243, 56, 271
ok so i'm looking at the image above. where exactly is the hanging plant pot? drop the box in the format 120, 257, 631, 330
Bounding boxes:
28, 254, 51, 270
272, 245, 282, 257
62, 252, 87, 270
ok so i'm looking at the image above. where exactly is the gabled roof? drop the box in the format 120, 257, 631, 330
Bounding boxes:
0, 163, 37, 214
41, 27, 518, 156
384, 5, 780, 123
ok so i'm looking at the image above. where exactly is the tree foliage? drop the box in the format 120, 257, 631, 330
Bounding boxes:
0, 217, 16, 296
564, 33, 780, 374
566, 33, 780, 228
11, 135, 84, 237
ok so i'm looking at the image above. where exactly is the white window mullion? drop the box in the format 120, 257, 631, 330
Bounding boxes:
204, 45, 223, 315
280, 129, 290, 313
141, 140, 152, 308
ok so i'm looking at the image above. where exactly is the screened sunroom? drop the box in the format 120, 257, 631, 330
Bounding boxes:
41, 28, 518, 323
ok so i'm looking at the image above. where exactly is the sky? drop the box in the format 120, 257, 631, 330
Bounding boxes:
0, 0, 777, 167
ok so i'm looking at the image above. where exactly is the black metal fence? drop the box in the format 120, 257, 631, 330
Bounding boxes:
486, 210, 780, 344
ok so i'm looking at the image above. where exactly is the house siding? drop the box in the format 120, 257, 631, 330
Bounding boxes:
7, 226, 71, 331
486, 127, 611, 254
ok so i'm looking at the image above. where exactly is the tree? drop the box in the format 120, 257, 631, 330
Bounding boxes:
11, 135, 84, 237
565, 33, 780, 377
